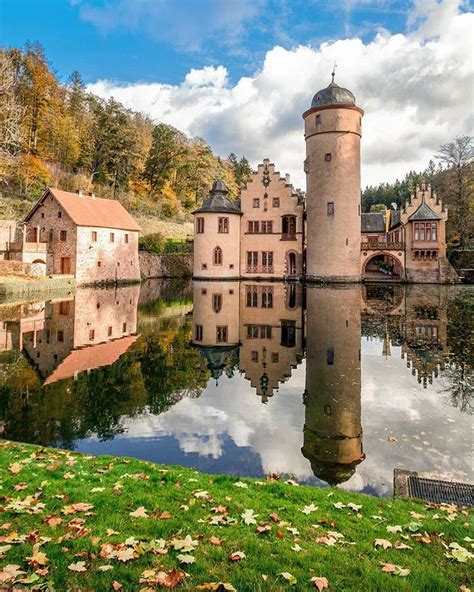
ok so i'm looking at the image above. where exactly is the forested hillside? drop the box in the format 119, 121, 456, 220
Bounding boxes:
0, 44, 252, 232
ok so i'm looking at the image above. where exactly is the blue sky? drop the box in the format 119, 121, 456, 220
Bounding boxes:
1, 1, 472, 187
1, 0, 412, 85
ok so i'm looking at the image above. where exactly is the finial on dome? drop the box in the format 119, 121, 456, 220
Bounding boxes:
331, 61, 337, 84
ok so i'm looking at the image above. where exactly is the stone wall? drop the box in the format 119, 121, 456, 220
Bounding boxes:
139, 252, 193, 279
75, 226, 140, 284
0, 221, 16, 259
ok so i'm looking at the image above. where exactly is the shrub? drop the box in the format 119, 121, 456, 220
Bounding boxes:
138, 232, 166, 253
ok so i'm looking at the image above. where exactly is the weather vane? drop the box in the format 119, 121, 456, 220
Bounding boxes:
331, 61, 337, 83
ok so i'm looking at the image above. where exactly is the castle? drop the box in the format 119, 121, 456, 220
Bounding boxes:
193, 77, 459, 284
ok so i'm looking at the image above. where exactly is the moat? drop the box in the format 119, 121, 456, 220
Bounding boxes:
0, 279, 472, 497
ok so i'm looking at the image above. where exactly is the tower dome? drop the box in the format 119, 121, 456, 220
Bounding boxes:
310, 76, 355, 108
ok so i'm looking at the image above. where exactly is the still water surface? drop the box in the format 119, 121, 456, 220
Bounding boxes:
0, 279, 472, 497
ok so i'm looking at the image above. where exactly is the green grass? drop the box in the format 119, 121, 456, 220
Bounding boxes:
0, 440, 472, 591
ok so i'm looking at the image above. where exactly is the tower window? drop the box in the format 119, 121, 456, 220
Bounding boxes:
327, 202, 335, 215
316, 114, 321, 128
324, 153, 332, 162
91, 231, 97, 242
218, 217, 229, 233
216, 325, 228, 343
273, 197, 280, 207
195, 324, 203, 341
213, 246, 223, 265
212, 293, 222, 313
327, 348, 334, 365
253, 198, 260, 208
196, 217, 205, 233
110, 232, 115, 243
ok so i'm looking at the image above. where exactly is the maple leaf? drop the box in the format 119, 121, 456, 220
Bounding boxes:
177, 553, 195, 564
194, 490, 210, 499
98, 565, 114, 571
129, 506, 149, 518
197, 583, 237, 591
112, 582, 123, 591
386, 525, 403, 534
380, 562, 410, 576
158, 510, 172, 520
311, 576, 329, 591
256, 524, 271, 534
241, 509, 258, 525
279, 572, 297, 586
0, 564, 25, 584
8, 462, 23, 474
347, 502, 362, 512
229, 551, 246, 561
209, 536, 223, 545
140, 568, 186, 588
269, 512, 282, 522
68, 561, 87, 572
374, 539, 393, 549
301, 503, 318, 515
445, 543, 474, 563
394, 541, 412, 550
410, 511, 424, 519
115, 548, 136, 562
14, 483, 28, 491
106, 529, 119, 536
27, 546, 48, 566
291, 543, 302, 552
333, 502, 346, 510
170, 535, 198, 553
234, 481, 248, 488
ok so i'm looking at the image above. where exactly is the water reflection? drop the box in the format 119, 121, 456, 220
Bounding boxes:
0, 280, 472, 495
303, 286, 364, 485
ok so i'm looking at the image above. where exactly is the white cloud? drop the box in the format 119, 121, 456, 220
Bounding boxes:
86, 0, 474, 188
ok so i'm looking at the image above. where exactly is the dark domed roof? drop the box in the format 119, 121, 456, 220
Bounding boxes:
311, 79, 356, 109
193, 179, 242, 215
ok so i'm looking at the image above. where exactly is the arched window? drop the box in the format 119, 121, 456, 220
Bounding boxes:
213, 246, 222, 265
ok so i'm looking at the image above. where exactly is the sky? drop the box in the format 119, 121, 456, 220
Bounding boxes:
1, 0, 473, 188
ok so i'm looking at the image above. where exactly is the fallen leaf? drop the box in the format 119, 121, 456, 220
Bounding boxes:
112, 582, 123, 590
234, 481, 248, 489
347, 502, 362, 512
8, 463, 22, 474
68, 561, 87, 572
394, 541, 412, 550
301, 503, 318, 515
177, 553, 195, 564
291, 543, 302, 552
98, 565, 114, 571
197, 583, 236, 591
0, 564, 25, 585
374, 538, 393, 550
140, 568, 186, 588
269, 512, 282, 522
279, 572, 297, 586
209, 536, 223, 545
387, 436, 397, 442
229, 551, 246, 561
241, 509, 258, 525
129, 506, 149, 518
311, 576, 329, 591
386, 525, 403, 534
257, 524, 271, 534
380, 562, 410, 576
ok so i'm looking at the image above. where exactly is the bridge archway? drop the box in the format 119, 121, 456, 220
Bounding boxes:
362, 251, 404, 282
30, 259, 46, 276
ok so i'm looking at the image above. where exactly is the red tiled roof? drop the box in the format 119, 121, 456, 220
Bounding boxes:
43, 335, 138, 385
26, 188, 141, 231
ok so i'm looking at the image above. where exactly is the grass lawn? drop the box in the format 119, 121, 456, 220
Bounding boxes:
0, 440, 472, 591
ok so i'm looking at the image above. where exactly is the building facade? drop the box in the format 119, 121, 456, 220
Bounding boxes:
193, 76, 458, 285
8, 188, 141, 284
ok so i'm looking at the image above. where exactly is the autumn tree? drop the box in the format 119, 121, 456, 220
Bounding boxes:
0, 51, 24, 179
436, 135, 473, 247
143, 123, 187, 197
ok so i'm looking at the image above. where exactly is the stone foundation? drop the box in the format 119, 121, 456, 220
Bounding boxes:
139, 252, 193, 279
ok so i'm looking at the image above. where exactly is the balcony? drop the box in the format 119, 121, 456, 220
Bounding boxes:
280, 233, 297, 241
246, 266, 274, 274
361, 241, 405, 251
9, 241, 49, 254
411, 240, 439, 250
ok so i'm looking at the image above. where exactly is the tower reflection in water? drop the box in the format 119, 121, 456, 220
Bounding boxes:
302, 286, 364, 485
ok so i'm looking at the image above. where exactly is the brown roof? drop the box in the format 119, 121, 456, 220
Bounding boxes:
44, 335, 138, 385
26, 188, 141, 231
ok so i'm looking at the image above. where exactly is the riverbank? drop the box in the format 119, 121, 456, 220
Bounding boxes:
0, 441, 471, 591
0, 274, 76, 300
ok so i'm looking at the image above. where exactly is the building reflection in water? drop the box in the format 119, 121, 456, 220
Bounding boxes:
302, 286, 364, 485
1, 286, 140, 384
192, 281, 304, 402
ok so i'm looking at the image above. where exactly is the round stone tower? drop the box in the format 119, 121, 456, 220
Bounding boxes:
303, 75, 364, 282
192, 180, 242, 279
